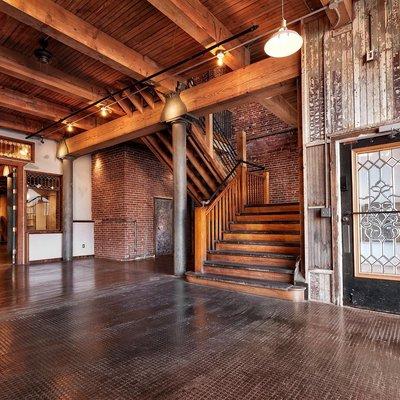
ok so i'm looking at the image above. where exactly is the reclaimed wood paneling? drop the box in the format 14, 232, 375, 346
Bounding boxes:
302, 0, 400, 303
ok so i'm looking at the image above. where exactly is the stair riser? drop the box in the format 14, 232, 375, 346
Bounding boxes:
186, 275, 305, 302
216, 242, 300, 255
203, 266, 293, 283
208, 253, 295, 267
244, 205, 300, 213
230, 223, 300, 231
223, 232, 300, 242
236, 214, 300, 222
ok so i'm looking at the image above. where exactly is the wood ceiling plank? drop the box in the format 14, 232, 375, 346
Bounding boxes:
0, 0, 180, 92
147, 0, 250, 70
0, 86, 96, 130
0, 45, 125, 116
0, 111, 45, 133
65, 53, 300, 155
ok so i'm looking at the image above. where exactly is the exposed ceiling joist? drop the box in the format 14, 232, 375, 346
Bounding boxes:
321, 0, 353, 28
0, 0, 181, 93
147, 0, 250, 70
65, 53, 300, 156
0, 45, 124, 116
0, 111, 45, 133
254, 94, 298, 127
0, 86, 96, 130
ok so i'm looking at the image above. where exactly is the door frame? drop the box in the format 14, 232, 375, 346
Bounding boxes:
153, 196, 173, 257
330, 125, 400, 306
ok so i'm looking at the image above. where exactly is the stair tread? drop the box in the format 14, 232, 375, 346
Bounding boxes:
232, 220, 299, 225
245, 202, 300, 207
186, 272, 305, 291
217, 240, 300, 247
204, 260, 294, 274
225, 230, 300, 235
238, 211, 300, 216
208, 249, 296, 260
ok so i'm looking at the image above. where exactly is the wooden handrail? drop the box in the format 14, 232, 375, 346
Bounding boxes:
194, 164, 269, 272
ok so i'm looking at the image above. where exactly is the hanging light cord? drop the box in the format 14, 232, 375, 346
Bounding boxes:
31, 5, 327, 141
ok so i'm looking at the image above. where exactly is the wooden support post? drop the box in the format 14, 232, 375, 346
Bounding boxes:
194, 207, 207, 273
263, 171, 270, 204
205, 113, 214, 158
236, 130, 247, 208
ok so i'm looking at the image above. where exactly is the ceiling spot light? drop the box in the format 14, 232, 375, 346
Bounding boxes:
264, 0, 303, 58
66, 123, 74, 133
216, 50, 225, 67
100, 106, 111, 117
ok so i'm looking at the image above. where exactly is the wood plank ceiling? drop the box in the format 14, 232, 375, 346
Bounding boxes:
0, 0, 322, 140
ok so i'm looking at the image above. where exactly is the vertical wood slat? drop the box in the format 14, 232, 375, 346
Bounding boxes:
246, 171, 268, 205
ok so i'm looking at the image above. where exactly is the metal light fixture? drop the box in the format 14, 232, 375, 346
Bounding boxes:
66, 123, 74, 133
264, 0, 303, 58
2, 165, 10, 177
216, 49, 225, 67
56, 137, 69, 160
160, 92, 187, 123
100, 106, 111, 117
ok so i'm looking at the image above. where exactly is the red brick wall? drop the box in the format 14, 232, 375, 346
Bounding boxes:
230, 102, 300, 204
92, 142, 173, 260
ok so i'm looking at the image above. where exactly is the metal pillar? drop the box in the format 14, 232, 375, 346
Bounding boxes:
62, 157, 74, 261
172, 119, 187, 276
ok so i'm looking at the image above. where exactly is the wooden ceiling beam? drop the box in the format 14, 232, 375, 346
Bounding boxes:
321, 0, 353, 29
0, 111, 45, 133
253, 94, 298, 127
147, 0, 249, 70
0, 86, 96, 130
0, 45, 124, 116
65, 53, 300, 156
0, 0, 180, 93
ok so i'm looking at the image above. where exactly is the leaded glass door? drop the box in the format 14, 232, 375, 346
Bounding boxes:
341, 137, 400, 314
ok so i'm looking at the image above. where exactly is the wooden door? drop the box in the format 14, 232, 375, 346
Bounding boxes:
340, 137, 400, 314
154, 197, 173, 256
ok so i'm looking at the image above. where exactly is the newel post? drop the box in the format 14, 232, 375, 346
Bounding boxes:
194, 207, 207, 272
237, 130, 247, 208
205, 113, 214, 158
263, 171, 270, 204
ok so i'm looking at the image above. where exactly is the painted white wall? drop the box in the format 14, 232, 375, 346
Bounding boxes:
0, 129, 94, 261
73, 222, 94, 257
29, 233, 62, 262
73, 155, 92, 220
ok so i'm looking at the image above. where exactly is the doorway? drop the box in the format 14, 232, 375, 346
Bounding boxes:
340, 136, 400, 314
154, 197, 173, 256
0, 165, 16, 267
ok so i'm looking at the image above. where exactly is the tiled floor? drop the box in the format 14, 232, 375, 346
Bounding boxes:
0, 257, 399, 399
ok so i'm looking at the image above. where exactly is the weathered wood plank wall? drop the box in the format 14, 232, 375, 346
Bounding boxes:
302, 0, 400, 302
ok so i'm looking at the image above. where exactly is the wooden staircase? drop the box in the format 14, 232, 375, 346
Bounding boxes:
142, 112, 305, 302
188, 202, 305, 302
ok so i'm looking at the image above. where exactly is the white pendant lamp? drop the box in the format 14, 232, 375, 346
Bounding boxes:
264, 0, 303, 58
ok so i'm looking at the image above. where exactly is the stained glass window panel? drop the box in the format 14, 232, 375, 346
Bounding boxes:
353, 144, 400, 280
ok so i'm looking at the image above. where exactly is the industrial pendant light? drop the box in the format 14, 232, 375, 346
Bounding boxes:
264, 0, 303, 58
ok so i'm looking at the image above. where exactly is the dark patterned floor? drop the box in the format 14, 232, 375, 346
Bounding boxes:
0, 257, 399, 399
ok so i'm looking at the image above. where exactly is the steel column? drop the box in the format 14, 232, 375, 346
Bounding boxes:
62, 157, 74, 261
172, 119, 187, 276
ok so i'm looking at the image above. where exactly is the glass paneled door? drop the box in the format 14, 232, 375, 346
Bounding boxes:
341, 137, 400, 314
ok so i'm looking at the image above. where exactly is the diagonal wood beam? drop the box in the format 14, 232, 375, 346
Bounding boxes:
147, 0, 249, 70
253, 94, 298, 127
0, 86, 96, 130
65, 53, 300, 156
0, 0, 180, 93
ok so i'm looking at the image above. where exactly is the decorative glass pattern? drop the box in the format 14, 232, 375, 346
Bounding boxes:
0, 136, 33, 161
353, 144, 400, 280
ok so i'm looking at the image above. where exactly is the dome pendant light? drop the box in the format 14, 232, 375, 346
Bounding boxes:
264, 0, 303, 58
